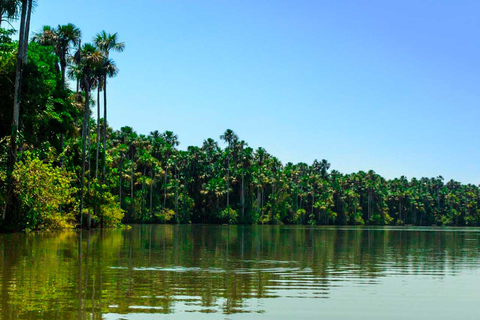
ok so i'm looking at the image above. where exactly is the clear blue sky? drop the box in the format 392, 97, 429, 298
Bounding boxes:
24, 0, 480, 184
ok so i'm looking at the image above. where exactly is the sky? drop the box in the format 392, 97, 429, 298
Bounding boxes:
18, 0, 480, 184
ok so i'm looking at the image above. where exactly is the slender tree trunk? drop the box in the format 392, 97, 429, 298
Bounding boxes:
3, 0, 28, 224
142, 166, 146, 219
22, 0, 32, 63
80, 82, 90, 228
119, 158, 123, 209
312, 191, 315, 221
102, 76, 107, 180
368, 189, 372, 222
241, 169, 245, 222
95, 86, 101, 179
174, 165, 179, 223
256, 186, 260, 214
9, 0, 27, 166
150, 167, 154, 219
163, 156, 169, 208
87, 109, 92, 229
130, 151, 134, 221
399, 199, 402, 223
183, 175, 187, 222
226, 157, 230, 208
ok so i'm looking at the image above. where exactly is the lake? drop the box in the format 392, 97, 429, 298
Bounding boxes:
0, 225, 479, 319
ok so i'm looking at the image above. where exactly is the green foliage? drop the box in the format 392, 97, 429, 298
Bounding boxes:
219, 207, 238, 225
0, 28, 15, 46
92, 184, 124, 227
12, 154, 77, 230
155, 208, 175, 224
294, 209, 306, 224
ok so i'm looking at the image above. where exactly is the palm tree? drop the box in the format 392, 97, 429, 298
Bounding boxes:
161, 131, 179, 209
74, 43, 103, 229
220, 129, 238, 208
32, 25, 56, 46
34, 24, 82, 88
0, 0, 20, 27
238, 141, 251, 222
93, 31, 125, 181
5, 0, 32, 224
11, 0, 31, 159
55, 24, 82, 87
34, 23, 81, 167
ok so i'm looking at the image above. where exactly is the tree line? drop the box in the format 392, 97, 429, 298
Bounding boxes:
108, 128, 480, 227
1, 1, 480, 231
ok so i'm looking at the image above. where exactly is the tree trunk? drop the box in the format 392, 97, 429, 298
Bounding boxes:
174, 165, 179, 223
3, 0, 28, 225
130, 151, 134, 221
95, 86, 101, 179
241, 169, 245, 222
80, 81, 90, 228
256, 187, 260, 214
399, 199, 402, 223
312, 191, 315, 222
9, 0, 27, 168
102, 75, 107, 180
183, 175, 187, 222
163, 156, 169, 208
22, 0, 32, 63
150, 168, 154, 219
142, 166, 146, 219
119, 158, 123, 209
87, 107, 92, 229
226, 158, 230, 208
368, 189, 372, 222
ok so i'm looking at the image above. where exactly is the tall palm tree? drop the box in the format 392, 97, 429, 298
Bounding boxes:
5, 0, 32, 224
220, 129, 238, 208
35, 24, 82, 88
161, 131, 179, 209
11, 0, 30, 158
93, 31, 125, 181
74, 43, 103, 229
55, 24, 82, 87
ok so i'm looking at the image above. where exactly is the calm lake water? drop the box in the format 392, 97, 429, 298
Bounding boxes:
0, 225, 479, 320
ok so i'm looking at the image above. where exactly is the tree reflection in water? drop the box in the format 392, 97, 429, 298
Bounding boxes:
0, 225, 479, 319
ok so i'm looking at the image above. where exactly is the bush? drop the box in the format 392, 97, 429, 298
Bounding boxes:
155, 208, 176, 223
97, 192, 125, 227
294, 209, 306, 224
219, 207, 238, 224
13, 155, 77, 230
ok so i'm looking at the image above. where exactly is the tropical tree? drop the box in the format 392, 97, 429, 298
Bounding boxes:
93, 31, 124, 180
4, 0, 33, 225
0, 0, 20, 27
73, 43, 103, 229
220, 129, 238, 209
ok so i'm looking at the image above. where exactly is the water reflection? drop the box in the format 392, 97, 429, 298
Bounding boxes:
0, 225, 479, 319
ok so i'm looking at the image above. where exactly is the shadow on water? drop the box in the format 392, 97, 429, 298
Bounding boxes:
0, 225, 479, 319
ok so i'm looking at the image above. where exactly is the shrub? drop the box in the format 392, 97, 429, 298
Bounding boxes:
219, 207, 238, 224
155, 208, 176, 223
97, 192, 125, 227
13, 155, 77, 230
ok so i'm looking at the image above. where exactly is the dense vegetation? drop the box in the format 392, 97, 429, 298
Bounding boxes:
1, 1, 480, 231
